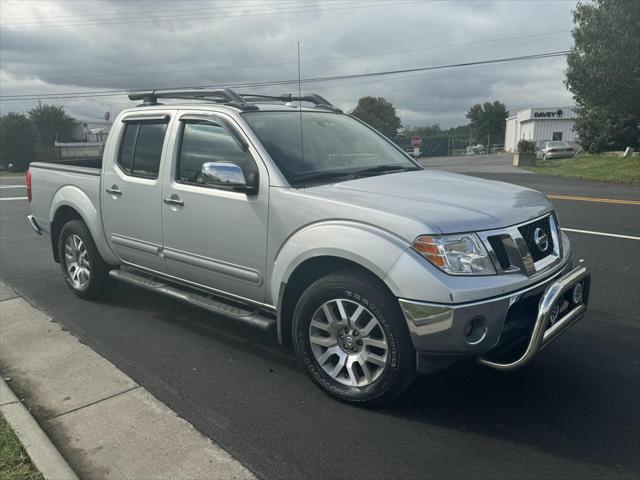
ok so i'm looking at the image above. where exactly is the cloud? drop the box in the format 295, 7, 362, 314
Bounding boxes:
0, 0, 577, 126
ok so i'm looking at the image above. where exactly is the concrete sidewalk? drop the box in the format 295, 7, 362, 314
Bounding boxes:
0, 281, 255, 480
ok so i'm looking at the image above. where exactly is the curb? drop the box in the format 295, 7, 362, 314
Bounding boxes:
0, 286, 255, 479
0, 378, 79, 480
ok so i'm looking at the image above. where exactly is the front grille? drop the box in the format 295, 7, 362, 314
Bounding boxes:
488, 235, 510, 270
518, 216, 554, 262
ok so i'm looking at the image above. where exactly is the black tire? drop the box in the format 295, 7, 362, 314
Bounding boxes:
292, 269, 416, 406
58, 219, 114, 299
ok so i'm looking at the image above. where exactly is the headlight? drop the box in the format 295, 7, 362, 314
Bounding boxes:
412, 234, 496, 275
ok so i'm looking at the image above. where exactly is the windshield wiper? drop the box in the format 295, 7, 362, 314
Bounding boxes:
350, 164, 422, 176
293, 165, 421, 186
293, 170, 357, 185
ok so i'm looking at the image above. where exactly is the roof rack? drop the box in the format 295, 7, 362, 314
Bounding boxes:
238, 93, 342, 113
127, 88, 341, 112
127, 88, 259, 111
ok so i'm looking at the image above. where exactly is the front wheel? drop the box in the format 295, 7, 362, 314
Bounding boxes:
292, 270, 416, 406
58, 219, 113, 299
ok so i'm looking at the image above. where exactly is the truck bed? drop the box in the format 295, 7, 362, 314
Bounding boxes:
28, 160, 102, 236
32, 156, 102, 171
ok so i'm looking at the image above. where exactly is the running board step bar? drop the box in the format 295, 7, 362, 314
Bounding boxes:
109, 269, 275, 330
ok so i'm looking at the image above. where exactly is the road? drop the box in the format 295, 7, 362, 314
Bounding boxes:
1, 170, 639, 479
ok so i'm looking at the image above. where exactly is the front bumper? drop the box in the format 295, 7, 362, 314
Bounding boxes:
399, 263, 591, 372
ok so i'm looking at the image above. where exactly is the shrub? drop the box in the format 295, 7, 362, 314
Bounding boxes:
517, 139, 537, 154
0, 113, 37, 171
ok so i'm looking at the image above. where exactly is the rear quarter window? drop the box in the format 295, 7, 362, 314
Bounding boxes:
118, 123, 137, 172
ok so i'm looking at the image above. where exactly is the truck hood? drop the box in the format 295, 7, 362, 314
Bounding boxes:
306, 170, 552, 234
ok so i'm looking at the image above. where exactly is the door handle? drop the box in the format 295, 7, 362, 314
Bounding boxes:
163, 197, 184, 207
105, 186, 122, 196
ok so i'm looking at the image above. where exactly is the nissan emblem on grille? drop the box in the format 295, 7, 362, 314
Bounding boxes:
533, 227, 549, 252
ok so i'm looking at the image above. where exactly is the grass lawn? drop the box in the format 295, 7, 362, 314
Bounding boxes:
0, 413, 43, 480
524, 154, 640, 184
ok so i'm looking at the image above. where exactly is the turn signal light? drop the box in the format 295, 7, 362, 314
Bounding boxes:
412, 236, 446, 267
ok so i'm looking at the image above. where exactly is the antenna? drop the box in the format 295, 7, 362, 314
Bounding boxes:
297, 41, 305, 177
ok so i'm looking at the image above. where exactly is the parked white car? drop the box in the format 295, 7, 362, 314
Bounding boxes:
540, 141, 576, 160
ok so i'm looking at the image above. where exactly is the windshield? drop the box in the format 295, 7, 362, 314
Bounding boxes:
243, 111, 419, 185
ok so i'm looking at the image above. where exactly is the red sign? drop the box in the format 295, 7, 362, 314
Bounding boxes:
411, 136, 422, 147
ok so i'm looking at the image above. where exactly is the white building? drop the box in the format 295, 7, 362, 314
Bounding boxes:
71, 121, 112, 143
504, 106, 578, 152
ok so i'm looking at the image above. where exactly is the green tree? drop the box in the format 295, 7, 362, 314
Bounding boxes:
0, 113, 37, 171
403, 123, 443, 138
465, 101, 509, 145
350, 96, 402, 138
28, 104, 77, 147
565, 0, 640, 152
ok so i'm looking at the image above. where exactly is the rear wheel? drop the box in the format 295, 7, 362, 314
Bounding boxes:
292, 269, 416, 406
58, 220, 113, 299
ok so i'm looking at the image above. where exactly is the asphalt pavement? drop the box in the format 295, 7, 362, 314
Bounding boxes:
1, 169, 639, 479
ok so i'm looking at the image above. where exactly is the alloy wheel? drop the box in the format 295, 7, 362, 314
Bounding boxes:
64, 234, 91, 289
309, 298, 389, 387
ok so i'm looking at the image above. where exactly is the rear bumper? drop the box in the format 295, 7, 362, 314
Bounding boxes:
399, 263, 591, 372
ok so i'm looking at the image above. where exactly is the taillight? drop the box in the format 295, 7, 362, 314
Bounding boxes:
26, 170, 32, 202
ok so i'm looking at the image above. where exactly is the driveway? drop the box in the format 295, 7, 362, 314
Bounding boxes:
420, 152, 526, 174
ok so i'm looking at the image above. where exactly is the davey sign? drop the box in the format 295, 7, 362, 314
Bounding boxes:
534, 109, 565, 119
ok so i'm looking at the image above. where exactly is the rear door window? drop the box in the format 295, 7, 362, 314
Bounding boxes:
117, 120, 169, 179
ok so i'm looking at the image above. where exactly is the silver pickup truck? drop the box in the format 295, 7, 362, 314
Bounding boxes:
27, 88, 591, 405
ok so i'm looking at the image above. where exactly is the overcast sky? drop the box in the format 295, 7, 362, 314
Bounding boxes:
0, 0, 578, 128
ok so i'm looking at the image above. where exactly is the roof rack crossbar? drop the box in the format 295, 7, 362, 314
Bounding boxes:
127, 88, 258, 110
238, 93, 342, 112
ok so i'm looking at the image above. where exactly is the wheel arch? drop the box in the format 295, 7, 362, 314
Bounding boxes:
51, 206, 84, 263
271, 221, 410, 345
50, 186, 118, 265
277, 255, 406, 345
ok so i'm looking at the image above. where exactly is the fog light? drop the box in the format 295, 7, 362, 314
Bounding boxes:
571, 282, 583, 305
464, 316, 487, 344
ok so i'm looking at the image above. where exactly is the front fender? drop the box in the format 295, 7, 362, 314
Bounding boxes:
269, 220, 410, 305
50, 185, 119, 265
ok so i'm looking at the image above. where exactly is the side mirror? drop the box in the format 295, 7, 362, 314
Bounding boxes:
201, 161, 255, 192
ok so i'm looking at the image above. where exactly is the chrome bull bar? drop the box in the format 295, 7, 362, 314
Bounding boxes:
478, 265, 591, 371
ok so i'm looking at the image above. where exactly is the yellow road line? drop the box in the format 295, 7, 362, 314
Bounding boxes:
547, 194, 640, 205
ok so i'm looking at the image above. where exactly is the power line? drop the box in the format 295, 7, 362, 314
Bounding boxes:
0, 0, 340, 23
26, 29, 571, 83
0, 0, 425, 28
0, 50, 570, 102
